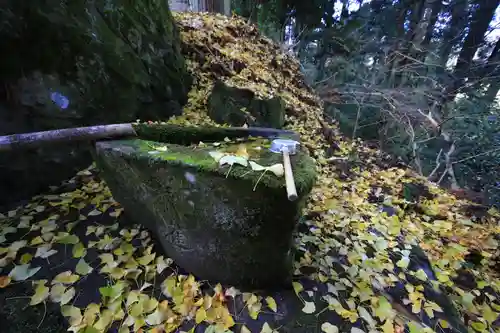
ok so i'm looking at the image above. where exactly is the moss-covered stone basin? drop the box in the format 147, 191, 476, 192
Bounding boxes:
92, 124, 316, 288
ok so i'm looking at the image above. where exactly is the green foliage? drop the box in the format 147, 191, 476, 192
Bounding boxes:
263, 0, 500, 206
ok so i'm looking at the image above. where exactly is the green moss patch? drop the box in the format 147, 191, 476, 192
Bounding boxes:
129, 123, 315, 194
132, 123, 299, 145
120, 137, 316, 195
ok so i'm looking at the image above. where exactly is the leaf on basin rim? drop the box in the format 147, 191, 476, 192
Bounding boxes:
209, 151, 225, 162
219, 155, 248, 167
249, 161, 284, 177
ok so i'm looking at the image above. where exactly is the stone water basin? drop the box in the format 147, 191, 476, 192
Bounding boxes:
92, 124, 316, 288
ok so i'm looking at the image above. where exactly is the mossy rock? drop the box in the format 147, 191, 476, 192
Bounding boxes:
207, 80, 285, 128
92, 126, 316, 288
132, 123, 299, 144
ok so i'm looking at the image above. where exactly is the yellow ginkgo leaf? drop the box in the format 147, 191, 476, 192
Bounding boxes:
30, 281, 50, 305
265, 296, 278, 312
292, 281, 303, 295
196, 307, 207, 324
88, 209, 102, 216
50, 283, 67, 302
9, 264, 41, 281
137, 253, 156, 266
19, 253, 33, 264
249, 161, 267, 171
241, 325, 252, 333
351, 327, 365, 333
35, 244, 58, 259
30, 236, 44, 246
53, 271, 80, 285
438, 319, 449, 329
83, 303, 101, 326
248, 302, 262, 319
209, 151, 225, 162
93, 309, 114, 331
61, 305, 83, 327
358, 306, 376, 327
260, 322, 274, 333
145, 308, 165, 326
235, 144, 249, 159
471, 321, 487, 332
75, 258, 93, 275
225, 286, 241, 298
302, 301, 316, 314
396, 257, 409, 269
414, 269, 428, 281
381, 319, 394, 333
219, 155, 248, 167
266, 164, 284, 177
60, 287, 76, 305
321, 322, 339, 333
72, 242, 86, 258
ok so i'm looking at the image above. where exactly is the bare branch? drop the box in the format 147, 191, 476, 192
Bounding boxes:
427, 149, 443, 180
452, 147, 500, 165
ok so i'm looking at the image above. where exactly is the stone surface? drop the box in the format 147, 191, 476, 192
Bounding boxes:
208, 80, 285, 128
92, 128, 316, 288
0, 0, 191, 209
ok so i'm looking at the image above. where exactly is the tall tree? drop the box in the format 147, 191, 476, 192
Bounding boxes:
416, 0, 444, 62
441, 0, 500, 108
438, 0, 469, 69
483, 38, 500, 104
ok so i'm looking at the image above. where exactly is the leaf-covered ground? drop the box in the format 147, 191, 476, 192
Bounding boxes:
1, 11, 500, 333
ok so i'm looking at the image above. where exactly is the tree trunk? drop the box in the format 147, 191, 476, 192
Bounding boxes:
485, 81, 500, 105
222, 0, 231, 15
438, 0, 469, 69
386, 0, 417, 86
169, 0, 190, 12
238, 0, 258, 22
416, 0, 444, 62
481, 38, 500, 104
441, 0, 500, 108
340, 0, 350, 23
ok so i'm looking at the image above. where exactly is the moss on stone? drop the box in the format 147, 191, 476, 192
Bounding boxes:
132, 123, 299, 144
207, 80, 285, 128
92, 130, 316, 288
129, 138, 316, 194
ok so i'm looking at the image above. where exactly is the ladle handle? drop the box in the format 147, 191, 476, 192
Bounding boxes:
282, 150, 298, 201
